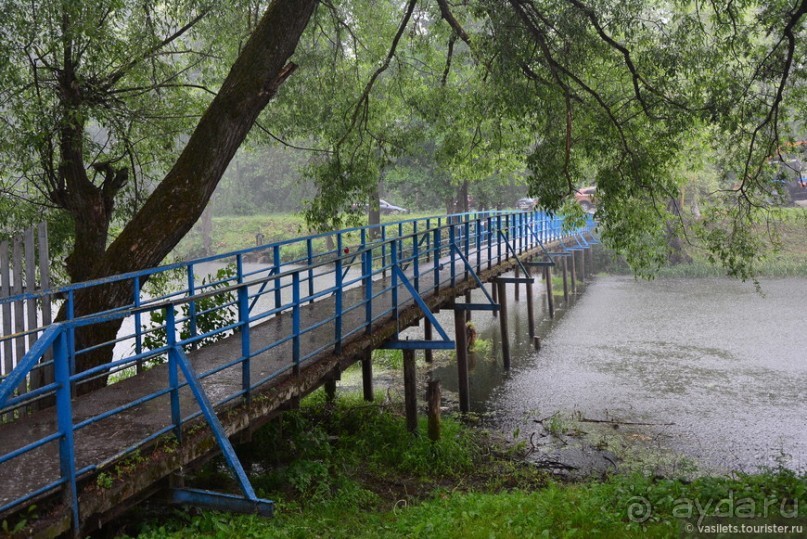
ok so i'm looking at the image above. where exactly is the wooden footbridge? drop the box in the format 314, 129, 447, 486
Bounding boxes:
0, 210, 596, 537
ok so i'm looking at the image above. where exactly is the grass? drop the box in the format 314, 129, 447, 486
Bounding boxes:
173, 212, 444, 261
119, 392, 807, 539
594, 207, 807, 278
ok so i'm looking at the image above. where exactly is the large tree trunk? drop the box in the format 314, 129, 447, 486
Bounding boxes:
65, 0, 318, 391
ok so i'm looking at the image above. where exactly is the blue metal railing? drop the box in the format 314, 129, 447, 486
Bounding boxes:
0, 209, 596, 530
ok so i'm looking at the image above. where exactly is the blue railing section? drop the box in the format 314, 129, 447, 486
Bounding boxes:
0, 209, 596, 527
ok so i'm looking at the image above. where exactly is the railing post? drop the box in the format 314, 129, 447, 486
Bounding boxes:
66, 290, 76, 397
187, 264, 197, 346
475, 217, 482, 274
496, 215, 502, 264
54, 329, 79, 532
237, 274, 250, 400
413, 221, 419, 292
292, 271, 301, 375
307, 238, 314, 304
433, 226, 441, 292
425, 218, 431, 262
487, 216, 493, 269
166, 306, 182, 443
335, 233, 343, 354
134, 276, 143, 374
391, 239, 399, 318
381, 226, 387, 280
449, 222, 456, 288
463, 219, 470, 281
273, 245, 281, 312
363, 249, 373, 333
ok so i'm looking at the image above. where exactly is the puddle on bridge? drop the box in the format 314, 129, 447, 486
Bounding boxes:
401, 274, 807, 477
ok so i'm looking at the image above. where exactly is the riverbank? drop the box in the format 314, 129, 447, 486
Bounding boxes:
600, 206, 807, 278
116, 393, 807, 538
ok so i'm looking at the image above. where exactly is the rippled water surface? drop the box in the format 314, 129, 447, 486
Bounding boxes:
432, 276, 807, 473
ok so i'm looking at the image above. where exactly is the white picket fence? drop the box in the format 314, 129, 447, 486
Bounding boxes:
0, 223, 52, 400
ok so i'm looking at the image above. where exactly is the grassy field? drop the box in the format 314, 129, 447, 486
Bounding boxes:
119, 393, 807, 539
175, 208, 807, 277
173, 212, 443, 261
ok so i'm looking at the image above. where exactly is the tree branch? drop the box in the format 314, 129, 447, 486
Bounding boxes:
102, 10, 210, 89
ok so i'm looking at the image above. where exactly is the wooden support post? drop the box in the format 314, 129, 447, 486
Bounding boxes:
361, 350, 373, 402
324, 379, 336, 403
544, 266, 555, 319
465, 290, 472, 323
533, 336, 541, 350
578, 249, 586, 281
403, 349, 417, 434
454, 308, 470, 412
514, 265, 521, 302
562, 257, 569, 303
525, 267, 535, 338
587, 247, 594, 276
427, 380, 441, 441
491, 280, 498, 318
570, 254, 577, 295
495, 279, 511, 370
423, 318, 434, 363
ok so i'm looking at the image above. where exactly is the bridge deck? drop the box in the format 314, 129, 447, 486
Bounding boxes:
0, 211, 592, 535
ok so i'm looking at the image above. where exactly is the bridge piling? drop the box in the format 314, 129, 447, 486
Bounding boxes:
526, 267, 535, 338
491, 280, 498, 318
544, 266, 555, 319
403, 349, 417, 433
578, 250, 586, 281
325, 379, 337, 403
453, 308, 470, 412
514, 265, 521, 302
495, 279, 511, 370
570, 254, 577, 296
423, 318, 434, 363
562, 257, 569, 303
361, 350, 374, 402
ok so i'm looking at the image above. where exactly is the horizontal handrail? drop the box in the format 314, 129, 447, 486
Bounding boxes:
0, 209, 595, 533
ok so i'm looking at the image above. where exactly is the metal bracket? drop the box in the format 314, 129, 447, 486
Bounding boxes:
453, 303, 500, 311
448, 243, 497, 306
496, 231, 530, 276
382, 265, 454, 350
169, 347, 274, 516
495, 277, 534, 284
170, 488, 274, 517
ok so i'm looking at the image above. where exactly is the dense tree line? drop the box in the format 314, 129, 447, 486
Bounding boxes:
0, 0, 804, 380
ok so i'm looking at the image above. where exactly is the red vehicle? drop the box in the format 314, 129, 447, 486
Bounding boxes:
574, 186, 596, 212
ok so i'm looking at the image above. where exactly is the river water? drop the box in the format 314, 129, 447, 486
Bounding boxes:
429, 275, 807, 475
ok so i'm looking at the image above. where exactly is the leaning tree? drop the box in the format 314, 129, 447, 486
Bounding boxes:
0, 0, 804, 384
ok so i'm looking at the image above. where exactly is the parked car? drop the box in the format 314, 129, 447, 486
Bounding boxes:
774, 158, 807, 203
351, 200, 409, 214
785, 177, 807, 202
516, 197, 537, 210
574, 186, 597, 212
379, 199, 409, 215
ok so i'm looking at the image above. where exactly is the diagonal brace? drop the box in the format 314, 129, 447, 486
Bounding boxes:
170, 347, 272, 511
386, 265, 453, 349
496, 230, 530, 277
448, 243, 496, 305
